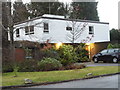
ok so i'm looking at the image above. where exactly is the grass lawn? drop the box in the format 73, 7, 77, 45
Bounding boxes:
2, 66, 119, 86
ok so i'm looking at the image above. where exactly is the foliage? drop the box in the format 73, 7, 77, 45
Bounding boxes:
18, 59, 38, 72
38, 58, 62, 71
13, 0, 29, 23
27, 2, 68, 18
57, 45, 78, 66
107, 43, 120, 49
70, 2, 99, 21
110, 29, 120, 42
40, 47, 60, 60
65, 63, 86, 70
2, 63, 13, 73
13, 64, 19, 77
75, 44, 89, 62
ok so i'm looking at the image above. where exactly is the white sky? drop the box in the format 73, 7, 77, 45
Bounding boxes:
12, 0, 119, 29
97, 0, 119, 29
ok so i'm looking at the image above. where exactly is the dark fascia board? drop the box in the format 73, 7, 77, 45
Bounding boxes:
14, 16, 109, 25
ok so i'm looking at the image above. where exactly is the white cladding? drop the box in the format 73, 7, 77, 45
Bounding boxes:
13, 15, 110, 43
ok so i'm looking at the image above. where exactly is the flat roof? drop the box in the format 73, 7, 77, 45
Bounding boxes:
15, 16, 109, 25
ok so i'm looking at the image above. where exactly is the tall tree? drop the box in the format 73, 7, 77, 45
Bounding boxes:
70, 2, 99, 21
13, 0, 29, 23
27, 1, 69, 18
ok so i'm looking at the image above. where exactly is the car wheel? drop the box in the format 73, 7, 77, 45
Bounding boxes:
94, 58, 98, 63
112, 57, 118, 63
103, 61, 107, 63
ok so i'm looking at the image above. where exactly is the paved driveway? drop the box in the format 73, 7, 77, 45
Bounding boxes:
83, 62, 119, 67
28, 75, 119, 88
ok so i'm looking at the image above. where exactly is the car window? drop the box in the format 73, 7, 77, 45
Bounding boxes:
114, 50, 119, 53
100, 50, 108, 54
108, 49, 115, 53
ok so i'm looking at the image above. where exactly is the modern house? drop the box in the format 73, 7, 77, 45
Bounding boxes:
12, 14, 110, 61
13, 14, 110, 44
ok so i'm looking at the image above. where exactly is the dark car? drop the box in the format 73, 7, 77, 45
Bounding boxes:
92, 48, 120, 63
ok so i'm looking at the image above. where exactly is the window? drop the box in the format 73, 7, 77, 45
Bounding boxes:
108, 49, 115, 53
89, 26, 94, 34
25, 26, 34, 35
30, 26, 34, 34
25, 26, 29, 35
43, 23, 49, 33
16, 29, 20, 37
66, 27, 72, 31
100, 50, 108, 54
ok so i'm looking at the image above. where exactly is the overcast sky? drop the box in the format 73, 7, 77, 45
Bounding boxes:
12, 0, 119, 29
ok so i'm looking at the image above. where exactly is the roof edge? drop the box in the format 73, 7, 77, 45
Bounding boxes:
14, 16, 109, 26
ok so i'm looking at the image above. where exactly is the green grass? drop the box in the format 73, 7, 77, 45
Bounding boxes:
2, 66, 119, 86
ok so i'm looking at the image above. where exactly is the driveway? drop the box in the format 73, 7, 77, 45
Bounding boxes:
28, 75, 119, 88
83, 62, 119, 67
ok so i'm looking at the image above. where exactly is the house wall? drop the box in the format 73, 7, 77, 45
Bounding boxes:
13, 15, 110, 44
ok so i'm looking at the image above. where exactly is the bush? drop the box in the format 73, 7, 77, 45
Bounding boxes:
40, 47, 60, 60
18, 59, 38, 72
75, 44, 89, 62
57, 45, 78, 66
2, 64, 13, 72
38, 58, 62, 71
65, 63, 86, 70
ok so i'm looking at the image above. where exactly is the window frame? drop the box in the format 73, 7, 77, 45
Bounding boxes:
66, 26, 72, 31
29, 26, 34, 34
43, 23, 49, 33
16, 28, 20, 37
89, 26, 94, 34
25, 26, 34, 35
25, 26, 29, 35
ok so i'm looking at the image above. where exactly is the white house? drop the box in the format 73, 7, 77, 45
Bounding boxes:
13, 14, 110, 44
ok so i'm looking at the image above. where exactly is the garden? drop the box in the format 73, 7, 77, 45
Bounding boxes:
2, 43, 120, 87
2, 43, 89, 73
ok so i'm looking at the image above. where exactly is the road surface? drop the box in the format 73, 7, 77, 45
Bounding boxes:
28, 75, 119, 88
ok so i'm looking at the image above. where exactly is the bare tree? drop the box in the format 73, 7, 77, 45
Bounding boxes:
1, 1, 15, 63
66, 20, 88, 43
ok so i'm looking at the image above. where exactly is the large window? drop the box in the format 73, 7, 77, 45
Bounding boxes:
89, 26, 94, 34
25, 26, 34, 35
16, 29, 20, 37
43, 23, 49, 33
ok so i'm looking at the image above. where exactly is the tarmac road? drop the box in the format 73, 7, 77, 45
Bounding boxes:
28, 74, 119, 88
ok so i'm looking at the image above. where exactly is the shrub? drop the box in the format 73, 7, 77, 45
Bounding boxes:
65, 63, 86, 70
57, 45, 78, 66
40, 47, 60, 60
18, 59, 38, 72
38, 58, 62, 71
75, 44, 89, 62
2, 64, 13, 72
